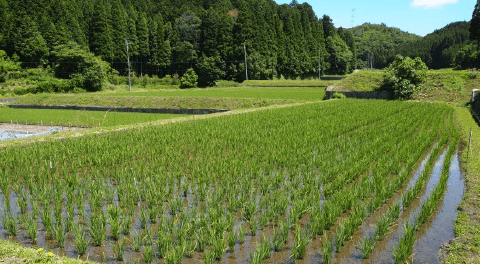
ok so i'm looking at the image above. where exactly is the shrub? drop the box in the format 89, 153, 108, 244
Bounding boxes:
467, 68, 478, 79
382, 55, 428, 99
196, 55, 226, 87
180, 68, 198, 88
332, 92, 347, 99
52, 42, 112, 92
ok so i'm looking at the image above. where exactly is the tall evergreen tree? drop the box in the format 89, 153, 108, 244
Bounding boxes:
322, 15, 336, 39
201, 8, 234, 58
136, 12, 150, 75
13, 16, 49, 66
110, 0, 128, 66
471, 0, 480, 44
151, 13, 171, 69
89, 0, 114, 61
0, 0, 9, 49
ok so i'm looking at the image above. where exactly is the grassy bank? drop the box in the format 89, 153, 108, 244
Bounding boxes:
332, 70, 384, 91
443, 107, 480, 263
332, 69, 479, 105
0, 239, 93, 264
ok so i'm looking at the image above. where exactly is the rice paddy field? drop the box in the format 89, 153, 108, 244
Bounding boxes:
0, 98, 466, 264
0, 107, 188, 128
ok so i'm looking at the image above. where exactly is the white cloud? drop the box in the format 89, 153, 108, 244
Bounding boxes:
411, 0, 458, 8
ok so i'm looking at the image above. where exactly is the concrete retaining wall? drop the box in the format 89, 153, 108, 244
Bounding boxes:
472, 97, 480, 124
324, 90, 393, 100
8, 104, 230, 115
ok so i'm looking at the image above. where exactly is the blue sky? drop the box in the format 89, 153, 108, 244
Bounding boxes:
274, 0, 477, 36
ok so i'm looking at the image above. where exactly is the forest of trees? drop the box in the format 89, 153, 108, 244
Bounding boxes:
1, 0, 479, 86
399, 22, 472, 69
348, 23, 421, 69
0, 0, 357, 82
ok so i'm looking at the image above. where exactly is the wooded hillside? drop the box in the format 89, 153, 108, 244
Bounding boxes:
0, 0, 356, 80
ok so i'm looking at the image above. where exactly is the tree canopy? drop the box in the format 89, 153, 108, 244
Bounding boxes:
0, 0, 356, 81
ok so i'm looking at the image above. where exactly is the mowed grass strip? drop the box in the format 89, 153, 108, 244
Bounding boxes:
0, 107, 187, 127
443, 107, 480, 263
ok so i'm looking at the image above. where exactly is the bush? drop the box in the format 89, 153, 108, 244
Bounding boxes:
382, 55, 428, 99
332, 92, 347, 99
180, 68, 198, 88
52, 42, 112, 92
196, 55, 226, 87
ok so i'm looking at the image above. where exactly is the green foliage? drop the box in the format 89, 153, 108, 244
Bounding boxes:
332, 92, 346, 99
402, 22, 471, 69
453, 43, 479, 69
180, 68, 198, 88
326, 35, 354, 75
52, 42, 111, 91
383, 55, 428, 99
350, 23, 421, 69
471, 0, 480, 43
196, 55, 225, 87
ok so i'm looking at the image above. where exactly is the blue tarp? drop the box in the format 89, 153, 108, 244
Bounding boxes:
0, 128, 61, 140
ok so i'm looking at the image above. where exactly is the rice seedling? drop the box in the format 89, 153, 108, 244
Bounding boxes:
249, 216, 259, 236
55, 222, 67, 248
185, 239, 197, 258
74, 227, 90, 256
227, 231, 238, 251
211, 233, 226, 260
165, 244, 185, 264
23, 214, 38, 242
110, 216, 122, 240
393, 221, 415, 263
236, 224, 245, 244
140, 206, 149, 229
89, 212, 107, 246
143, 245, 155, 264
250, 236, 272, 264
131, 230, 143, 252
204, 249, 216, 264
291, 225, 311, 260
322, 234, 334, 264
359, 234, 376, 259
41, 207, 54, 238
3, 212, 18, 237
123, 213, 133, 235
112, 238, 126, 261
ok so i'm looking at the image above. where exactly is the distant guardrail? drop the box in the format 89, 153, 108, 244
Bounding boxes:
8, 104, 230, 115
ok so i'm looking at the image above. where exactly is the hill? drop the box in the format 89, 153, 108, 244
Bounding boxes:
348, 23, 421, 69
400, 21, 471, 69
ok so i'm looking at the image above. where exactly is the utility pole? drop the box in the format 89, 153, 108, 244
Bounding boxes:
126, 39, 134, 92
244, 43, 248, 81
